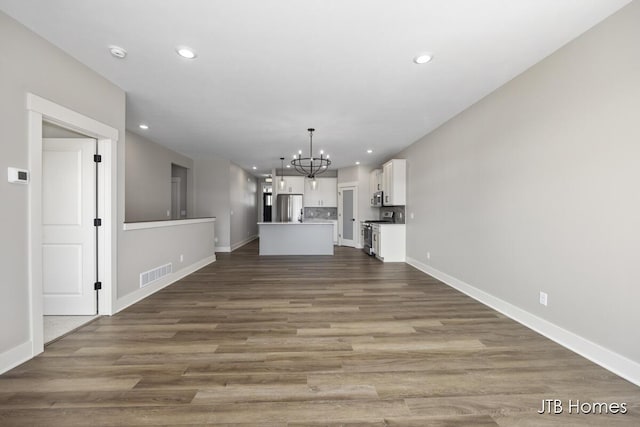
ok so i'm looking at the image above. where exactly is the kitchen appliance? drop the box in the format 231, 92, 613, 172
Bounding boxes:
362, 211, 394, 255
276, 194, 303, 222
372, 191, 383, 207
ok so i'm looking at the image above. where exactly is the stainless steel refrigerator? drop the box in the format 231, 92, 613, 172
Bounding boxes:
276, 194, 303, 222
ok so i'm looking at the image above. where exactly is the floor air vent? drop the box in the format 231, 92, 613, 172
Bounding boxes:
140, 263, 173, 288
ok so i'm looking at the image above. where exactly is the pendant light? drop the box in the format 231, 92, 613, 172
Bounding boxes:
278, 157, 286, 191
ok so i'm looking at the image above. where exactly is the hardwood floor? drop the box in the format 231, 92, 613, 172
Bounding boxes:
1, 240, 638, 426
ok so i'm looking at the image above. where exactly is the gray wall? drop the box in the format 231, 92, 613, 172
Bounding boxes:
125, 130, 193, 222
229, 163, 259, 248
42, 122, 87, 138
193, 157, 258, 251
0, 11, 125, 355
399, 2, 640, 363
193, 155, 232, 250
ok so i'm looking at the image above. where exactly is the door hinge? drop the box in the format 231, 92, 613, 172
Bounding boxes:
93, 154, 102, 163
94, 281, 102, 290
94, 218, 102, 226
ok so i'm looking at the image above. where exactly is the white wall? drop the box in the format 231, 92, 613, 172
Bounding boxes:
0, 10, 125, 358
193, 155, 232, 250
229, 163, 259, 249
125, 130, 193, 222
193, 156, 259, 251
117, 221, 216, 300
0, 11, 217, 372
399, 1, 640, 371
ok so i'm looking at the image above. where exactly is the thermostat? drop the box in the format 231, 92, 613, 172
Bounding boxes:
8, 167, 29, 184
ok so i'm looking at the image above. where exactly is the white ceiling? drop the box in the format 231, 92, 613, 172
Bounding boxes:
0, 0, 630, 176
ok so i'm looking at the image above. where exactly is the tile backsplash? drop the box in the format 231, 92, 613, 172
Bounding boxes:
380, 206, 406, 224
304, 207, 337, 220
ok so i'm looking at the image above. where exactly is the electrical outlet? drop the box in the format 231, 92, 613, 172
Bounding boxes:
427, 251, 431, 260
179, 254, 184, 263
539, 291, 548, 306
410, 212, 415, 219
166, 209, 171, 217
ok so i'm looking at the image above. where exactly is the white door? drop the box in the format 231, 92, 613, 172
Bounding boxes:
338, 185, 358, 247
42, 138, 96, 315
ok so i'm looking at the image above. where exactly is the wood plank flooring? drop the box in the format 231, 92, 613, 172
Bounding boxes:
1, 240, 638, 426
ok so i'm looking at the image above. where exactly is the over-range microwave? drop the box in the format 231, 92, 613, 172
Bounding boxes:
372, 191, 383, 207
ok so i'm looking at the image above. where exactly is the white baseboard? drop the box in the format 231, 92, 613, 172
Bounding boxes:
406, 256, 640, 387
115, 255, 216, 314
215, 246, 231, 253
231, 235, 258, 252
0, 340, 33, 375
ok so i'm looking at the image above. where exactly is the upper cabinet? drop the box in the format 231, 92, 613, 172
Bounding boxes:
304, 177, 337, 207
369, 168, 383, 207
382, 159, 406, 206
369, 168, 383, 193
278, 176, 305, 194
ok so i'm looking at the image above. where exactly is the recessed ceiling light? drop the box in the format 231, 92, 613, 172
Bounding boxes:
176, 47, 197, 59
286, 164, 291, 168
139, 124, 149, 130
252, 166, 257, 170
109, 46, 127, 59
367, 149, 373, 154
413, 53, 433, 64
355, 161, 360, 165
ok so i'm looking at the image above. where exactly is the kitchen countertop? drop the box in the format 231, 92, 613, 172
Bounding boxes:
258, 221, 334, 225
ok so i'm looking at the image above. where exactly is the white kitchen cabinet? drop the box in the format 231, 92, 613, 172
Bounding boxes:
369, 168, 383, 193
372, 223, 405, 262
369, 168, 383, 206
304, 177, 337, 207
279, 176, 305, 194
331, 219, 338, 244
382, 159, 406, 206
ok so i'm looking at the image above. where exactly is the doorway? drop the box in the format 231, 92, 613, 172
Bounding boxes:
338, 184, 358, 247
42, 138, 97, 315
171, 164, 188, 219
28, 93, 118, 356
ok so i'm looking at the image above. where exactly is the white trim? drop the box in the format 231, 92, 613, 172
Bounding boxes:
215, 246, 231, 253
27, 93, 118, 357
231, 234, 258, 251
406, 256, 640, 387
0, 340, 33, 375
123, 217, 215, 231
27, 94, 118, 141
115, 255, 216, 313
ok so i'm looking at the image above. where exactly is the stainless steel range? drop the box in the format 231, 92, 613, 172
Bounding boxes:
362, 211, 394, 255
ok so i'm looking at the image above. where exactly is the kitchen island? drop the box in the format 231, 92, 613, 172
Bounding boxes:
258, 222, 334, 255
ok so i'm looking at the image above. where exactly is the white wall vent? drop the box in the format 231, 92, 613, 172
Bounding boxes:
140, 263, 173, 288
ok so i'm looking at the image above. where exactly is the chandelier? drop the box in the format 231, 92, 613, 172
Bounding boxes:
291, 128, 331, 178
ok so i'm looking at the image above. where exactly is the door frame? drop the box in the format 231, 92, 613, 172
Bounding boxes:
337, 182, 358, 247
171, 176, 181, 219
27, 93, 118, 356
